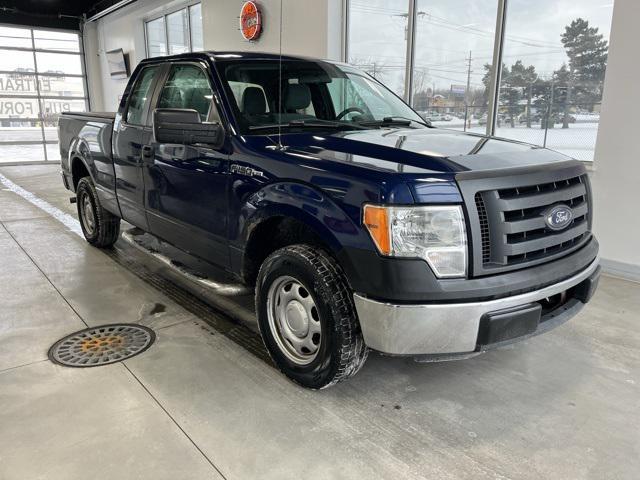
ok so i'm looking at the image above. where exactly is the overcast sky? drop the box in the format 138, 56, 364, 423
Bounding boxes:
347, 0, 615, 94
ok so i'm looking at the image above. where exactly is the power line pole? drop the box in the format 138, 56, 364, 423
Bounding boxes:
465, 50, 473, 106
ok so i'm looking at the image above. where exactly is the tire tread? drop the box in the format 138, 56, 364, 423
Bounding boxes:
257, 244, 369, 389
77, 177, 120, 248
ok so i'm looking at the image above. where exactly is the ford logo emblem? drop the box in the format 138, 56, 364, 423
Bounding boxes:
544, 204, 574, 231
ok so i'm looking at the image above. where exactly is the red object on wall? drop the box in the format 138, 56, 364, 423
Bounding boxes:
240, 1, 262, 41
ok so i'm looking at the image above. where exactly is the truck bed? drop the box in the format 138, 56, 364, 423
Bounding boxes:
59, 111, 115, 193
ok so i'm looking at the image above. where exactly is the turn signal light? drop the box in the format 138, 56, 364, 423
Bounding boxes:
363, 205, 391, 255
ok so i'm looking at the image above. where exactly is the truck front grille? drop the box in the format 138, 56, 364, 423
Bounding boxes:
479, 175, 589, 267
457, 164, 593, 277
475, 193, 491, 264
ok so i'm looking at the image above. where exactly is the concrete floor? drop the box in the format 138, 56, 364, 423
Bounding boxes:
0, 164, 638, 480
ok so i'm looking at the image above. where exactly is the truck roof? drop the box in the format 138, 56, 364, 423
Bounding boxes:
139, 51, 342, 65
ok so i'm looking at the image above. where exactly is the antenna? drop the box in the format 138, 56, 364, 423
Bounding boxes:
277, 0, 284, 150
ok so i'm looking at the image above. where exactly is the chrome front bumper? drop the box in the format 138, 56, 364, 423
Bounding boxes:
353, 258, 600, 356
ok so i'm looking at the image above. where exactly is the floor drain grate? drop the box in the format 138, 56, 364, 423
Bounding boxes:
48, 324, 155, 368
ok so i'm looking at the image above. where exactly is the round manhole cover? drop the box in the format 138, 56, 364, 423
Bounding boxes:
48, 324, 155, 367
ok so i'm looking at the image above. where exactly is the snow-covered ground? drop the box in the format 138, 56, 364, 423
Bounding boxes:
432, 121, 598, 161
0, 123, 599, 163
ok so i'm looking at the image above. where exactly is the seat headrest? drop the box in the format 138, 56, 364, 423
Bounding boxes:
285, 84, 311, 111
241, 87, 267, 115
183, 87, 211, 117
158, 86, 184, 109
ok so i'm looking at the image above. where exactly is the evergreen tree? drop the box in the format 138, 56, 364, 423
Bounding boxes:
532, 65, 571, 129
500, 65, 521, 128
481, 62, 537, 127
559, 18, 609, 127
481, 63, 494, 108
509, 61, 538, 128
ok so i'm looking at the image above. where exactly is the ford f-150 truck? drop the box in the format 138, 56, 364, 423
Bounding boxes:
59, 52, 600, 389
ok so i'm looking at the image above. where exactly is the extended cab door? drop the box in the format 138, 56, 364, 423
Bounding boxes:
112, 64, 163, 230
142, 62, 230, 268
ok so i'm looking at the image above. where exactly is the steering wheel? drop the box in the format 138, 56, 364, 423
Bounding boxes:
335, 107, 366, 121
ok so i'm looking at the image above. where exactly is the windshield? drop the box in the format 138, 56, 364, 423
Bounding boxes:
215, 58, 426, 134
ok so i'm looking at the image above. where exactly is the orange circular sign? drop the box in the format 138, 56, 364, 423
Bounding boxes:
240, 1, 262, 41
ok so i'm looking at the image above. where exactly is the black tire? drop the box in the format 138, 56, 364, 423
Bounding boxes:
76, 177, 121, 248
256, 244, 369, 389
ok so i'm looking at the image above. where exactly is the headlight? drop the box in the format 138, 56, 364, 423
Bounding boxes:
363, 204, 467, 278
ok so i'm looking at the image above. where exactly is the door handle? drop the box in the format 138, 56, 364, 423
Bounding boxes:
141, 145, 154, 163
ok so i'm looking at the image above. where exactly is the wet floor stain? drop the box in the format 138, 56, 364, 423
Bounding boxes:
148, 303, 166, 315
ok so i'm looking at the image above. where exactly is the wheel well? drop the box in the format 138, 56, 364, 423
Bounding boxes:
71, 158, 90, 190
242, 216, 332, 286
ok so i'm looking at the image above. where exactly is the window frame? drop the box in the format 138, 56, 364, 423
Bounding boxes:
0, 23, 89, 162
144, 16, 167, 58
144, 2, 203, 59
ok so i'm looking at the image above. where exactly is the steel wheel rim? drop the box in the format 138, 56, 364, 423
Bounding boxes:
80, 193, 96, 235
266, 275, 322, 365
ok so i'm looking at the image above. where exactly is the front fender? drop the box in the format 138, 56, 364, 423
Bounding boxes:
237, 181, 375, 287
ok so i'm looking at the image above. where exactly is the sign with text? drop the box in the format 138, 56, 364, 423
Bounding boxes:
240, 1, 262, 41
0, 72, 85, 121
450, 84, 466, 97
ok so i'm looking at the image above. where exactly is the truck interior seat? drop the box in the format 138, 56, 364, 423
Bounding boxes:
183, 87, 212, 119
284, 84, 312, 112
242, 87, 268, 115
158, 86, 184, 110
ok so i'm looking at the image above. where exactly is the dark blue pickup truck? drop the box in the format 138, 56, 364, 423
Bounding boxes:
59, 52, 600, 388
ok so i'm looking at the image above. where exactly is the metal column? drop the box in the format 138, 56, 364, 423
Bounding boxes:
485, 0, 508, 137
403, 0, 418, 104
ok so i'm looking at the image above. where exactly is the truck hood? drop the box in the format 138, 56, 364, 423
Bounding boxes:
267, 127, 572, 174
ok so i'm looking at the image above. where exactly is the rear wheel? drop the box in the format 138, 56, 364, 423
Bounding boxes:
76, 177, 120, 248
256, 245, 369, 389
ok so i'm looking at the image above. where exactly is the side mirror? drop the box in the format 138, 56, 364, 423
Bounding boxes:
153, 108, 224, 146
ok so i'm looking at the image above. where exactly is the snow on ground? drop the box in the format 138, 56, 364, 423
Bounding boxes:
434, 122, 598, 161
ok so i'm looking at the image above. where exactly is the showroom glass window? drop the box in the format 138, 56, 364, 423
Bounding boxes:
145, 3, 204, 58
345, 0, 614, 162
347, 0, 410, 99
412, 0, 497, 130
0, 25, 88, 162
494, 0, 613, 161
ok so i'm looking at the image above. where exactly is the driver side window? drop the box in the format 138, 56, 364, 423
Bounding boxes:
157, 64, 219, 122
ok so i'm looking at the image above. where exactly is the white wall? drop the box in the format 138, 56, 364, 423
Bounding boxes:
591, 0, 640, 281
82, 22, 105, 112
86, 0, 203, 111
85, 0, 344, 112
202, 0, 343, 60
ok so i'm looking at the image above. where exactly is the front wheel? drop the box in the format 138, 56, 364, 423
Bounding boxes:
256, 245, 369, 389
76, 177, 121, 248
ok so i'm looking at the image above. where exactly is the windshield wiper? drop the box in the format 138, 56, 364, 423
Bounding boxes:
358, 116, 431, 128
249, 119, 369, 132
